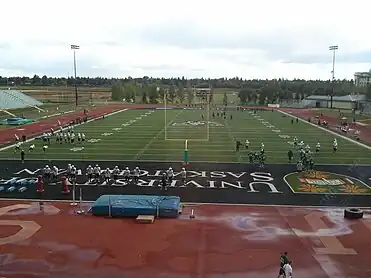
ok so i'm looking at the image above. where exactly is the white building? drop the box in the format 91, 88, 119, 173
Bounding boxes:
354, 70, 371, 87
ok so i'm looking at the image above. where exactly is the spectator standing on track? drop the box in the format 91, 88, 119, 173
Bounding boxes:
277, 252, 289, 278
283, 261, 293, 278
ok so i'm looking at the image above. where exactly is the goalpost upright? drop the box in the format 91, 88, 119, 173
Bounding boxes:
164, 88, 211, 164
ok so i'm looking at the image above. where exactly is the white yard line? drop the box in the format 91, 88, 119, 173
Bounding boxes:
277, 109, 371, 151
133, 110, 184, 160
0, 109, 129, 152
0, 156, 367, 166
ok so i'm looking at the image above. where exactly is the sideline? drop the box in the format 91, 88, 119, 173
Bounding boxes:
277, 109, 371, 151
0, 197, 371, 209
0, 157, 368, 166
0, 108, 129, 152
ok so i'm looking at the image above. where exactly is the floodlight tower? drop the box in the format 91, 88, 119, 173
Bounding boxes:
329, 45, 338, 109
71, 44, 80, 107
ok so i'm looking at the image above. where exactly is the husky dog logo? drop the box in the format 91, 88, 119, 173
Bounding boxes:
171, 121, 223, 127
284, 171, 371, 195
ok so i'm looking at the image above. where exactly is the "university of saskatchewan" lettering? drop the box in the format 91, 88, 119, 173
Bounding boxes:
2, 168, 282, 193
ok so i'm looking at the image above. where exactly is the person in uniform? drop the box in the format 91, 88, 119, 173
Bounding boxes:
133, 167, 140, 183
112, 166, 120, 183
245, 139, 249, 150
52, 166, 59, 182
70, 165, 77, 182
66, 164, 72, 180
104, 168, 111, 185
20, 149, 25, 163
123, 167, 130, 182
316, 142, 320, 152
161, 172, 167, 190
288, 149, 293, 163
180, 167, 186, 185
86, 165, 93, 182
14, 142, 21, 153
235, 140, 241, 152
44, 165, 51, 182
277, 252, 289, 278
93, 164, 101, 183
167, 167, 174, 184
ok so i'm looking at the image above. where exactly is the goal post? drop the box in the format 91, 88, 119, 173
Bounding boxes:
164, 88, 211, 142
184, 139, 189, 164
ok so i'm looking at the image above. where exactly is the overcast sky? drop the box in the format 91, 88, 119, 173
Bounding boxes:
1, 0, 370, 80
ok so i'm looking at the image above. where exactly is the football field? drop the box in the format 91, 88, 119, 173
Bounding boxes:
0, 107, 370, 165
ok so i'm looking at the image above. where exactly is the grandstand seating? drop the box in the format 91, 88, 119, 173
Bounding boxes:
0, 90, 42, 110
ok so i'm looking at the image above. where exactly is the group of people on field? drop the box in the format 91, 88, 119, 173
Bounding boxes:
278, 252, 293, 278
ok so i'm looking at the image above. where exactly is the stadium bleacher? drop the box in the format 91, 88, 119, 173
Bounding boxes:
0, 89, 43, 110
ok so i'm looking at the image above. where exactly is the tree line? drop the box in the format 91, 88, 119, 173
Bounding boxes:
1, 74, 371, 102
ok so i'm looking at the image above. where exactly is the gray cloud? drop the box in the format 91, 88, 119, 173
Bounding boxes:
130, 20, 365, 65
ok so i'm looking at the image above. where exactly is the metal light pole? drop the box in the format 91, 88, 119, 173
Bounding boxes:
71, 44, 80, 107
329, 45, 338, 109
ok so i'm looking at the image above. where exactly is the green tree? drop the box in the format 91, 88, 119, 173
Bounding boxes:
141, 91, 148, 103
168, 85, 176, 103
238, 89, 248, 104
186, 86, 194, 105
111, 81, 124, 101
177, 85, 185, 103
123, 83, 136, 102
148, 85, 159, 104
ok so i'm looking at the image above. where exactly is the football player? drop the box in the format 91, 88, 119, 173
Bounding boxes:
180, 167, 186, 185
86, 165, 93, 182
167, 167, 174, 183
133, 167, 140, 183
123, 167, 130, 182
29, 144, 35, 152
333, 138, 338, 153
316, 142, 320, 152
112, 166, 120, 182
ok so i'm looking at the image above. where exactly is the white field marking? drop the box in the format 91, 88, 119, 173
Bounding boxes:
0, 108, 129, 152
133, 110, 183, 159
278, 110, 371, 151
101, 132, 113, 136
0, 198, 370, 209
3, 155, 370, 165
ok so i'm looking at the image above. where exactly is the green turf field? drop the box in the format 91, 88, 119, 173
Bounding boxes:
1, 108, 371, 164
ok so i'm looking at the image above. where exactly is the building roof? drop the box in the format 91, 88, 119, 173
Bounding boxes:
305, 94, 365, 102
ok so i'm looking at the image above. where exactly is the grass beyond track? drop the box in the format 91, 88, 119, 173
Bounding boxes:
1, 108, 371, 164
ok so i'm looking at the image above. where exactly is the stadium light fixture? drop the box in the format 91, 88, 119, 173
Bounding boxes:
329, 45, 338, 109
71, 44, 80, 107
